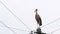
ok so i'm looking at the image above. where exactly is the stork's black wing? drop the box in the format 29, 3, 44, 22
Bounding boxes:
35, 13, 42, 26
38, 16, 42, 26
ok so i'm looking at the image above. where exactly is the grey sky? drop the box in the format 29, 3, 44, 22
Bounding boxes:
0, 0, 60, 34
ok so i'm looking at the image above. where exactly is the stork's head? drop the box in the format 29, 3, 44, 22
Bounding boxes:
34, 9, 38, 13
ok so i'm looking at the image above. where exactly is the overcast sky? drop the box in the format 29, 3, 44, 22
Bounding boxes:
0, 0, 60, 34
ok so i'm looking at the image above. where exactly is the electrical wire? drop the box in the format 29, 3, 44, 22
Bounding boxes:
0, 21, 16, 34
0, 0, 31, 30
41, 18, 60, 34
41, 18, 60, 28
0, 22, 30, 32
49, 28, 60, 34
0, 25, 30, 32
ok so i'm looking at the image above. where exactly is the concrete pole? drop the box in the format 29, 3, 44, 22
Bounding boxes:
34, 27, 46, 34
29, 31, 33, 34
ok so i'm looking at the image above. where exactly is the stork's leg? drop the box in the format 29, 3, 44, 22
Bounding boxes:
37, 23, 39, 28
37, 23, 38, 28
38, 25, 41, 29
38, 25, 41, 30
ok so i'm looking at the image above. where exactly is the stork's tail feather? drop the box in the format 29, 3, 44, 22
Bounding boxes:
39, 23, 42, 26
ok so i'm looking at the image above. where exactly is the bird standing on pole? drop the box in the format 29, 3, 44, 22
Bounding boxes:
34, 9, 42, 26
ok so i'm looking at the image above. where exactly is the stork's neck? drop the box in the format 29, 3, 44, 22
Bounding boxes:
36, 11, 38, 14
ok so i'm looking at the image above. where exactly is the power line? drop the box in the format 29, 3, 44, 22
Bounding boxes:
49, 28, 60, 34
41, 18, 60, 28
0, 21, 16, 34
11, 27, 30, 32
0, 24, 30, 32
0, 1, 31, 30
41, 18, 60, 34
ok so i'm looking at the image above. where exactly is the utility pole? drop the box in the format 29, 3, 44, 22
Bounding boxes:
29, 27, 46, 34
29, 31, 34, 34
34, 27, 46, 34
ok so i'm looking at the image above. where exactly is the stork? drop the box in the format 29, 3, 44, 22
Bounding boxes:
34, 9, 42, 27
